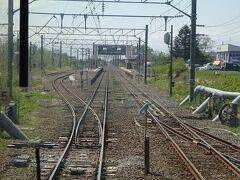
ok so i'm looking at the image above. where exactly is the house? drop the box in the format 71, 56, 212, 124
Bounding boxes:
216, 44, 240, 64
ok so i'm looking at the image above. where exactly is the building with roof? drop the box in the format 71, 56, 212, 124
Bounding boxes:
216, 44, 240, 64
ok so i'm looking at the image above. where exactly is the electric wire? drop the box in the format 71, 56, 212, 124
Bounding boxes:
150, 1, 191, 34
204, 15, 240, 28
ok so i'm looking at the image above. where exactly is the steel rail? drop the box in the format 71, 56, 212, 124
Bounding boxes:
184, 122, 240, 150
120, 76, 204, 179
61, 76, 103, 144
142, 92, 240, 177
74, 70, 105, 144
143, 91, 240, 151
97, 72, 109, 180
120, 69, 240, 177
49, 73, 77, 180
49, 69, 105, 179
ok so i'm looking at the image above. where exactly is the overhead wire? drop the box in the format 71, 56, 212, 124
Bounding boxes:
148, 0, 185, 27
87, 1, 104, 41
150, 1, 191, 35
204, 15, 240, 28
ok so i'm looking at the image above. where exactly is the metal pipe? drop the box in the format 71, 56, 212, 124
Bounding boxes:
195, 85, 240, 98
192, 96, 211, 115
180, 85, 240, 121
179, 95, 190, 106
181, 86, 240, 106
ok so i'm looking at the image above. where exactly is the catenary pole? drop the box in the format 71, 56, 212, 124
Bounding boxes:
190, 0, 197, 101
8, 0, 13, 98
144, 25, 148, 84
170, 25, 173, 97
60, 41, 62, 69
41, 35, 43, 76
19, 0, 29, 88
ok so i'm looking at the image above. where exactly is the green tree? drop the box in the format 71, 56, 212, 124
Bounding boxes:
173, 25, 190, 61
173, 25, 212, 65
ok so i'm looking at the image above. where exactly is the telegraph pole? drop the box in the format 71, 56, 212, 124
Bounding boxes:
8, 0, 13, 98
144, 25, 148, 84
190, 0, 197, 101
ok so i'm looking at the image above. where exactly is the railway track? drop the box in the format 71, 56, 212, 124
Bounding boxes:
118, 68, 240, 179
39, 69, 109, 179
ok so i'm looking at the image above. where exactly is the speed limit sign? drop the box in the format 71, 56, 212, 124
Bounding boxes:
0, 88, 10, 106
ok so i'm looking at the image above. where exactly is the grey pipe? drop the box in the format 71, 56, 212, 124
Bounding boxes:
192, 96, 211, 115
194, 85, 240, 98
181, 86, 240, 106
0, 112, 28, 140
180, 85, 240, 121
179, 95, 190, 106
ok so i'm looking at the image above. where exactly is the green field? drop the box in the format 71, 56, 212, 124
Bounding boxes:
149, 60, 240, 133
150, 60, 240, 103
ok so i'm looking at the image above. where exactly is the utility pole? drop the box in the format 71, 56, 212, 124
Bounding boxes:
77, 49, 79, 68
16, 33, 20, 75
144, 25, 148, 84
8, 0, 13, 98
40, 35, 43, 77
169, 25, 173, 97
59, 41, 62, 69
138, 38, 141, 74
166, 0, 197, 102
190, 0, 197, 102
29, 41, 32, 90
82, 48, 84, 70
29, 42, 32, 72
19, 0, 29, 88
70, 46, 72, 68
88, 49, 90, 69
51, 41, 54, 65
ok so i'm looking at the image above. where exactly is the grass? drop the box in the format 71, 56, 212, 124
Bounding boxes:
0, 140, 8, 150
149, 61, 240, 132
196, 71, 240, 92
14, 89, 55, 127
227, 126, 240, 135
150, 62, 240, 103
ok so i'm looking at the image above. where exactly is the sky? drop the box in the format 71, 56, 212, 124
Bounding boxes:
1, 0, 240, 54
